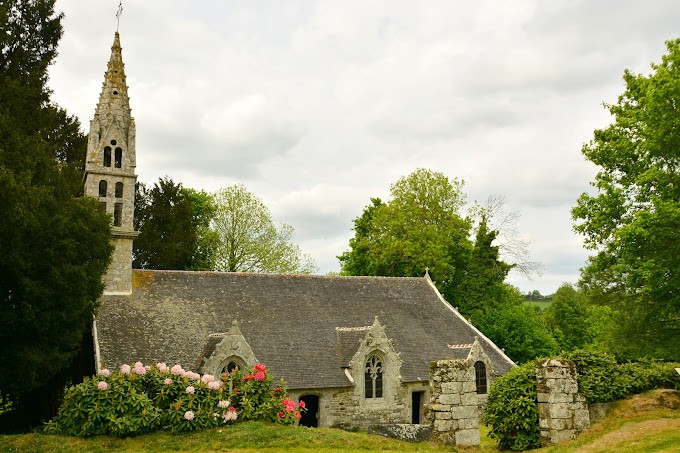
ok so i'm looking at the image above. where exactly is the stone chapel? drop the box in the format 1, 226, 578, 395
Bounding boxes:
87, 32, 515, 430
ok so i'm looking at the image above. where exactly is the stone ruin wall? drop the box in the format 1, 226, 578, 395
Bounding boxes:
427, 359, 480, 446
536, 359, 591, 445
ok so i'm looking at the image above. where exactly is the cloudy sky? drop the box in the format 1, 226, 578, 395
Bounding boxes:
49, 1, 680, 294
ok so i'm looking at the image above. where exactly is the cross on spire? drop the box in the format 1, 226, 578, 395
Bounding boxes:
116, 1, 123, 31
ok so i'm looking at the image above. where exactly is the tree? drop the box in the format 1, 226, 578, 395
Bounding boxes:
446, 216, 514, 321
211, 184, 317, 273
475, 290, 558, 364
0, 0, 112, 400
544, 284, 591, 351
134, 177, 215, 270
471, 195, 542, 278
338, 168, 471, 285
572, 39, 680, 360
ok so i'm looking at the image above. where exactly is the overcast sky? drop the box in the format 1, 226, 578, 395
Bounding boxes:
49, 1, 680, 294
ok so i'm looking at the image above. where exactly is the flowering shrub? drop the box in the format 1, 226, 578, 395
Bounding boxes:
44, 373, 161, 437
46, 361, 303, 437
223, 363, 305, 424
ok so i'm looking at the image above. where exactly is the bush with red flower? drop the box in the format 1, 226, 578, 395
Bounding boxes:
45, 360, 299, 437
223, 363, 306, 424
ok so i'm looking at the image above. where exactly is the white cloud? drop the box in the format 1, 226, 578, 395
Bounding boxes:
50, 0, 680, 292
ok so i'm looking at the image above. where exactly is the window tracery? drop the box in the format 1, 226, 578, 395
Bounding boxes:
364, 354, 383, 398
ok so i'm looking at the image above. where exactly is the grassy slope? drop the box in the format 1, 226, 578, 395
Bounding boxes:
1, 390, 678, 452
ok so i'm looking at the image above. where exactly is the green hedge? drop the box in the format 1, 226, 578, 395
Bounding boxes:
482, 362, 541, 451
565, 350, 680, 403
483, 350, 680, 450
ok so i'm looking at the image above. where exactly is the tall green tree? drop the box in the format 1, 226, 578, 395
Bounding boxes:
0, 0, 112, 398
211, 184, 317, 273
572, 39, 680, 360
338, 168, 471, 285
134, 177, 215, 270
544, 284, 591, 351
447, 216, 514, 321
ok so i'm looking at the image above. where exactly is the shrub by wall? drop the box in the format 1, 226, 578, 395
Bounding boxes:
482, 362, 541, 451
45, 361, 303, 437
565, 350, 680, 403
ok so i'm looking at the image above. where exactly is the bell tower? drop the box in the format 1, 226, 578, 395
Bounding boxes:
84, 32, 138, 294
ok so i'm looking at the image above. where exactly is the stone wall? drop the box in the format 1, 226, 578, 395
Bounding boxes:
536, 359, 590, 445
289, 381, 429, 430
427, 359, 480, 446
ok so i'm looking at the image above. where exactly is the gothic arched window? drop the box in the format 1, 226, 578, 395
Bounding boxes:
103, 146, 112, 167
98, 180, 107, 197
364, 354, 383, 398
221, 361, 239, 375
114, 147, 122, 168
474, 361, 487, 394
115, 182, 123, 198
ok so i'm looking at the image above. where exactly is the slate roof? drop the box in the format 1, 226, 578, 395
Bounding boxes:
95, 270, 514, 389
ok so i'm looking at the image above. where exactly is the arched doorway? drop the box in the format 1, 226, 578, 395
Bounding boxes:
299, 394, 319, 427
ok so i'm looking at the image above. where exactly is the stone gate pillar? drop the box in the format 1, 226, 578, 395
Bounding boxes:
427, 359, 480, 446
536, 359, 590, 445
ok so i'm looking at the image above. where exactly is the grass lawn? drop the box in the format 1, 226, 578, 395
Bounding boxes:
2, 390, 678, 452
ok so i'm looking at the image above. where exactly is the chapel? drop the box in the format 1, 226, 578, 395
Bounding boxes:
87, 32, 515, 430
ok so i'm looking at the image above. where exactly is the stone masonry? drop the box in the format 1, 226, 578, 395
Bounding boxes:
427, 359, 480, 446
536, 359, 590, 445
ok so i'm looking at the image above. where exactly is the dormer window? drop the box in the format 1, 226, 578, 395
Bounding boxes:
364, 354, 383, 398
103, 146, 112, 167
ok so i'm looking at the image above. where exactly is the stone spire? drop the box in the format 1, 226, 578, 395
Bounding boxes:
84, 32, 138, 295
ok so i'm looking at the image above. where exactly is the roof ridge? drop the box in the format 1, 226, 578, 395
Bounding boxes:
132, 269, 426, 281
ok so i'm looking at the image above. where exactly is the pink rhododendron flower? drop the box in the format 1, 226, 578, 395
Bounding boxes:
133, 365, 146, 375
157, 362, 168, 372
134, 361, 143, 368
171, 365, 184, 375
282, 399, 296, 412
253, 371, 265, 381
120, 364, 131, 374
164, 378, 172, 385
99, 368, 110, 377
294, 411, 301, 420
223, 411, 237, 422
97, 381, 108, 390
201, 374, 215, 383
185, 371, 200, 380
208, 381, 222, 390
254, 363, 266, 373
184, 410, 194, 421
186, 386, 195, 394
298, 400, 306, 409
277, 411, 285, 419
218, 399, 230, 409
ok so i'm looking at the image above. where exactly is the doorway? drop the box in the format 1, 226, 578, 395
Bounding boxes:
299, 394, 319, 427
412, 391, 425, 424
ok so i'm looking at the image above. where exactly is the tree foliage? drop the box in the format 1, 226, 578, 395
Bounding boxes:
0, 0, 112, 396
339, 168, 471, 284
211, 184, 317, 274
134, 178, 216, 270
475, 291, 558, 364
572, 39, 680, 360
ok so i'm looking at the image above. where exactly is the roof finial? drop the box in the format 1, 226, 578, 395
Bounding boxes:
115, 1, 123, 32
424, 267, 430, 277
